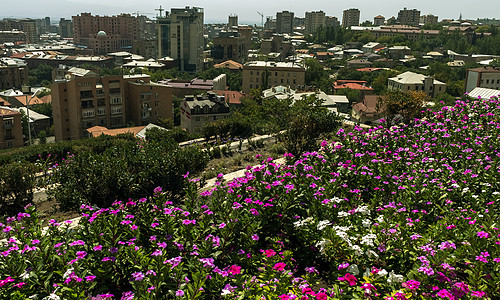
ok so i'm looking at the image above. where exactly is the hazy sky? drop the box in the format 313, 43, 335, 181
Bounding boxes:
1, 0, 498, 24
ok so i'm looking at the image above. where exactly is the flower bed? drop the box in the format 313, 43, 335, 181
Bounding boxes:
1, 97, 499, 299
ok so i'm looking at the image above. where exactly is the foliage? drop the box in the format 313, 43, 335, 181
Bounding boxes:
28, 64, 53, 87
281, 94, 340, 156
37, 131, 47, 145
0, 161, 37, 217
1, 97, 500, 299
49, 137, 208, 211
335, 88, 361, 103
381, 90, 428, 125
304, 58, 332, 93
30, 103, 53, 119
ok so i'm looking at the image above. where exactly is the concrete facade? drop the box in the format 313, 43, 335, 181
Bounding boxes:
397, 8, 421, 26
180, 93, 230, 133
276, 11, 294, 34
388, 71, 446, 98
0, 107, 23, 149
51, 66, 173, 141
465, 67, 500, 93
305, 11, 326, 35
241, 61, 305, 94
342, 9, 360, 28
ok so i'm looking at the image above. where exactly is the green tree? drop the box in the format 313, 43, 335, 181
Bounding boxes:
0, 161, 37, 216
281, 94, 340, 156
381, 90, 428, 125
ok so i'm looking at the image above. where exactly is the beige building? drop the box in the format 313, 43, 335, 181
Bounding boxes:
157, 7, 204, 72
465, 67, 500, 93
51, 66, 173, 141
305, 11, 326, 34
72, 13, 139, 55
420, 14, 439, 24
180, 93, 230, 133
388, 71, 446, 98
276, 11, 294, 34
0, 107, 23, 149
374, 15, 385, 26
397, 8, 420, 26
0, 58, 28, 90
342, 9, 360, 28
211, 27, 252, 64
241, 61, 305, 93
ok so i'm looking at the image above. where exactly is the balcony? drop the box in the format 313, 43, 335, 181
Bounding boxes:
82, 108, 95, 119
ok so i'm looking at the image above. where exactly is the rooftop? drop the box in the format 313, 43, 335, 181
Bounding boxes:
389, 71, 446, 85
244, 61, 304, 69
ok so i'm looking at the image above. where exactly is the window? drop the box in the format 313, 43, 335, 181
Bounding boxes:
97, 108, 106, 115
111, 106, 122, 114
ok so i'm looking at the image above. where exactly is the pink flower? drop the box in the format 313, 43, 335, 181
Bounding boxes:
338, 273, 357, 286
228, 265, 241, 275
471, 290, 486, 297
273, 262, 286, 271
264, 249, 276, 257
477, 231, 490, 238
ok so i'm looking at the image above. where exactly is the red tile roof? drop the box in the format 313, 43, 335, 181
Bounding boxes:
213, 90, 246, 105
356, 68, 383, 72
334, 83, 374, 91
214, 60, 243, 70
86, 126, 146, 138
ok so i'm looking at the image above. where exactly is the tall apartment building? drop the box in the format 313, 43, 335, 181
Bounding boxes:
72, 13, 139, 55
305, 11, 326, 34
397, 8, 421, 26
241, 61, 305, 93
325, 16, 340, 28
157, 6, 204, 73
0, 19, 39, 44
465, 67, 500, 93
374, 15, 385, 26
342, 9, 360, 28
211, 27, 252, 64
0, 58, 28, 90
0, 107, 23, 149
51, 66, 173, 141
276, 11, 294, 34
59, 18, 73, 38
420, 14, 439, 24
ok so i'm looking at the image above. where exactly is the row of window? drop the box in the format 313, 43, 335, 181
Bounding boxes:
481, 79, 500, 85
249, 71, 297, 77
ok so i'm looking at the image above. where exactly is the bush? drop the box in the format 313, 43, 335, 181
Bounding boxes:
0, 161, 37, 216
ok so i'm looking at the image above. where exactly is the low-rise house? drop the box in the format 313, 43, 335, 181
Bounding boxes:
180, 92, 230, 133
347, 59, 373, 68
351, 95, 386, 124
334, 80, 375, 100
362, 42, 384, 53
0, 107, 23, 149
467, 87, 500, 100
213, 60, 243, 71
388, 71, 446, 97
465, 66, 500, 93
213, 90, 246, 108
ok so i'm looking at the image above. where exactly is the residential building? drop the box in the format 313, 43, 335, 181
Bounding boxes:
352, 95, 386, 124
228, 15, 238, 28
276, 11, 294, 34
397, 8, 420, 26
347, 59, 373, 68
0, 30, 26, 43
11, 51, 114, 69
158, 78, 214, 98
157, 6, 204, 72
72, 13, 139, 55
0, 107, 23, 149
388, 71, 446, 97
213, 90, 246, 107
325, 16, 340, 28
465, 67, 500, 93
211, 27, 252, 64
260, 34, 294, 58
51, 66, 173, 141
59, 18, 73, 38
342, 9, 360, 28
241, 61, 305, 93
213, 60, 243, 71
305, 11, 326, 35
362, 42, 384, 53
420, 14, 439, 24
374, 15, 385, 26
0, 19, 39, 44
180, 93, 230, 133
334, 80, 374, 101
0, 58, 28, 90
467, 87, 500, 100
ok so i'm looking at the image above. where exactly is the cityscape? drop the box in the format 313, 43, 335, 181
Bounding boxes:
0, 2, 500, 299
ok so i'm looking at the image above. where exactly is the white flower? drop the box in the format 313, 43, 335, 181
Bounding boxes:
20, 271, 31, 280
42, 294, 60, 300
62, 267, 74, 280
363, 268, 371, 278
378, 269, 388, 277
362, 219, 372, 228
347, 264, 360, 275
315, 239, 329, 253
361, 234, 377, 246
338, 211, 349, 218
387, 271, 404, 284
376, 215, 384, 223
331, 197, 343, 203
317, 220, 331, 230
355, 206, 370, 215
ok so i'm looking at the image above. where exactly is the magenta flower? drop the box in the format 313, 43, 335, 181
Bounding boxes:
273, 262, 286, 271
477, 231, 490, 238
228, 265, 241, 275
175, 290, 185, 296
338, 273, 357, 286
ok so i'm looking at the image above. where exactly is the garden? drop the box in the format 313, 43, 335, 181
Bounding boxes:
1, 95, 499, 299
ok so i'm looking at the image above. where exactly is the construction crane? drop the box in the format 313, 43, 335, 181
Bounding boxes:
257, 11, 264, 28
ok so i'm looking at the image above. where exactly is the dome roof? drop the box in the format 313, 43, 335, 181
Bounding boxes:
97, 30, 107, 36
